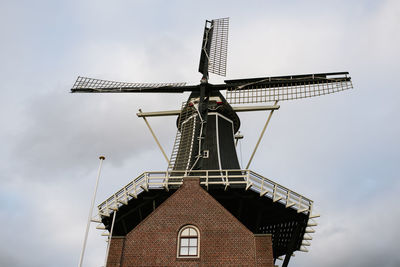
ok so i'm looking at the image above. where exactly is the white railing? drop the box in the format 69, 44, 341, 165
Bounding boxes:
96, 169, 313, 217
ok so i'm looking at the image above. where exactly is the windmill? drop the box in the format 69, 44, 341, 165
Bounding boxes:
73, 18, 352, 266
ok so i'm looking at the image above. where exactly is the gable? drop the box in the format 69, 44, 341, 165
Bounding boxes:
119, 178, 262, 266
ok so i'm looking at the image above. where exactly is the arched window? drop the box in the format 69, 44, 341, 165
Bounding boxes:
177, 225, 199, 257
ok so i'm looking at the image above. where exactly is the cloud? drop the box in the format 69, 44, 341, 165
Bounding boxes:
1, 1, 399, 267
295, 179, 400, 267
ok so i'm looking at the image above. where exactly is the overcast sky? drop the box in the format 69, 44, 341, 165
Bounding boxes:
1, 0, 399, 266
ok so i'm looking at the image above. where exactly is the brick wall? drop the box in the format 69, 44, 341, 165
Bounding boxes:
107, 178, 273, 266
107, 237, 124, 267
254, 234, 274, 266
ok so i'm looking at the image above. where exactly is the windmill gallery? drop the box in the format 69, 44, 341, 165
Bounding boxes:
73, 18, 353, 267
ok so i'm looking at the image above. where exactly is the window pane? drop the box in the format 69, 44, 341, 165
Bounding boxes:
180, 247, 188, 255
182, 229, 190, 236
188, 228, 197, 236
181, 238, 189, 246
188, 247, 197, 256
189, 238, 197, 246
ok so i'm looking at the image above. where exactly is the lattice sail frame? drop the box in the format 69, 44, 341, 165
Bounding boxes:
226, 74, 353, 104
72, 76, 186, 92
208, 17, 229, 77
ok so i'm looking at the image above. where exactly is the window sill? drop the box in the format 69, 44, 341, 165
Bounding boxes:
176, 257, 200, 261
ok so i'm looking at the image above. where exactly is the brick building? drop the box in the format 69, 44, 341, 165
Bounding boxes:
107, 178, 273, 266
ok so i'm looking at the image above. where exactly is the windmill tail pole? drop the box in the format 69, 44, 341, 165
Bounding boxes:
246, 101, 278, 169
78, 156, 105, 267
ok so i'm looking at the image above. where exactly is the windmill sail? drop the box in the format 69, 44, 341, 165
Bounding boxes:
199, 17, 229, 77
208, 17, 229, 77
71, 76, 190, 93
225, 72, 352, 104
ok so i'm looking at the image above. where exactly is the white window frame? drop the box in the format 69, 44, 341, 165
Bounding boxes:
177, 225, 200, 258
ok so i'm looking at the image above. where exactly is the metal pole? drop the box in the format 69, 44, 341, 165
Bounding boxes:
103, 210, 117, 267
246, 101, 278, 169
138, 109, 170, 165
78, 156, 105, 267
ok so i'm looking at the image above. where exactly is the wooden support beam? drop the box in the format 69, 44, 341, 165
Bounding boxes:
117, 198, 128, 205
96, 224, 106, 230
245, 182, 253, 191
138, 109, 170, 164
246, 100, 278, 169
128, 192, 138, 199
140, 184, 149, 192
91, 218, 102, 223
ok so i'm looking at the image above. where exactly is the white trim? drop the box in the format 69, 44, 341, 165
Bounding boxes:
208, 112, 235, 170
180, 115, 198, 171
208, 112, 233, 124
177, 225, 200, 259
187, 116, 197, 171
214, 114, 222, 171
231, 115, 239, 168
